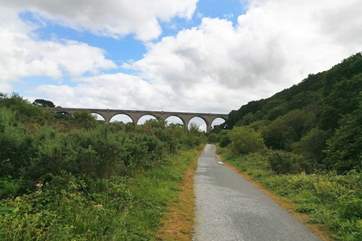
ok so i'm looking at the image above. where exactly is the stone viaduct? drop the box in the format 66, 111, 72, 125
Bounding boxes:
55, 107, 228, 132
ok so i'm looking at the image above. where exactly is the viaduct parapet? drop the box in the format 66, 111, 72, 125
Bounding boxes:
55, 107, 228, 132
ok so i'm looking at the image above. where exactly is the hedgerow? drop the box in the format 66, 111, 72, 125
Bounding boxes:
0, 94, 205, 240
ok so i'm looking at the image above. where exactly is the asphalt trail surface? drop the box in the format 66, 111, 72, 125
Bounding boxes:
193, 144, 321, 241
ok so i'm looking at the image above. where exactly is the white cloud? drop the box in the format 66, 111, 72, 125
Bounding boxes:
5, 0, 362, 114
33, 71, 246, 113
1, 0, 198, 41
0, 7, 116, 93
35, 73, 173, 109
125, 0, 362, 111
317, 0, 362, 46
0, 33, 115, 80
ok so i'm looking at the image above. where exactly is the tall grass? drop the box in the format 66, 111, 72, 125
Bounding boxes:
0, 148, 200, 241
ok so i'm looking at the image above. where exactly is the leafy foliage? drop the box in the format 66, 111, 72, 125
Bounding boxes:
293, 128, 328, 170
0, 94, 205, 240
221, 53, 362, 173
33, 99, 55, 108
325, 96, 362, 173
267, 150, 304, 174
229, 127, 265, 154
262, 110, 315, 150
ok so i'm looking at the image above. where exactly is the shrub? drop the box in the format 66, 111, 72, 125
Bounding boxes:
0, 108, 38, 178
0, 94, 206, 241
72, 111, 97, 129
263, 110, 315, 150
0, 178, 22, 199
325, 98, 362, 173
0, 94, 206, 194
268, 150, 304, 174
247, 120, 271, 133
33, 99, 55, 108
217, 130, 231, 147
293, 128, 329, 170
0, 94, 53, 124
207, 133, 218, 143
229, 127, 265, 155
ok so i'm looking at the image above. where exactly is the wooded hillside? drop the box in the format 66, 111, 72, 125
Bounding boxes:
223, 53, 362, 173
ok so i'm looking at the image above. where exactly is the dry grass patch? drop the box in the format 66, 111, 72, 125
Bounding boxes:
157, 155, 199, 241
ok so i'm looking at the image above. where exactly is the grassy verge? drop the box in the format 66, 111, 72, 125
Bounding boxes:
156, 150, 199, 241
0, 147, 201, 241
218, 147, 362, 241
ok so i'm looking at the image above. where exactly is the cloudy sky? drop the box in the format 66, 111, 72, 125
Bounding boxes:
1, 0, 361, 115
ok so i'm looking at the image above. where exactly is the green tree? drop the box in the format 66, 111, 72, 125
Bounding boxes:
33, 99, 55, 108
293, 128, 328, 170
268, 150, 304, 174
72, 111, 97, 129
218, 130, 231, 147
325, 96, 362, 173
229, 127, 265, 155
263, 110, 315, 150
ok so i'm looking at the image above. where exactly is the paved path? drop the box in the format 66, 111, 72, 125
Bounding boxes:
193, 144, 321, 241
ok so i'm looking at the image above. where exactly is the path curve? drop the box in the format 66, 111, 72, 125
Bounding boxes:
193, 144, 321, 241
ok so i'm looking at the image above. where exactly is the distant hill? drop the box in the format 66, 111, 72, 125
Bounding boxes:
226, 53, 362, 129
223, 52, 362, 173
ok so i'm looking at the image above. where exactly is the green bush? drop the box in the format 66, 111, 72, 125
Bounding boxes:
247, 119, 271, 133
0, 94, 205, 193
0, 94, 54, 124
229, 127, 265, 155
207, 133, 218, 143
325, 97, 362, 173
268, 150, 304, 174
263, 110, 315, 150
0, 108, 38, 178
0, 94, 205, 240
72, 111, 98, 129
216, 130, 231, 147
0, 178, 22, 199
293, 128, 328, 170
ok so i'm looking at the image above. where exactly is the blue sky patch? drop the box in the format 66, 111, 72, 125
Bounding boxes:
19, 0, 247, 64
20, 12, 146, 64
198, 0, 247, 22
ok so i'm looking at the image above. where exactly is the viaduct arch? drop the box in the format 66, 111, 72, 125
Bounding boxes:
55, 107, 228, 132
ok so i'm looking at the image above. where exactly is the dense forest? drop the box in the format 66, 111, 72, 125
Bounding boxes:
0, 95, 205, 240
218, 53, 362, 174
212, 53, 362, 240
